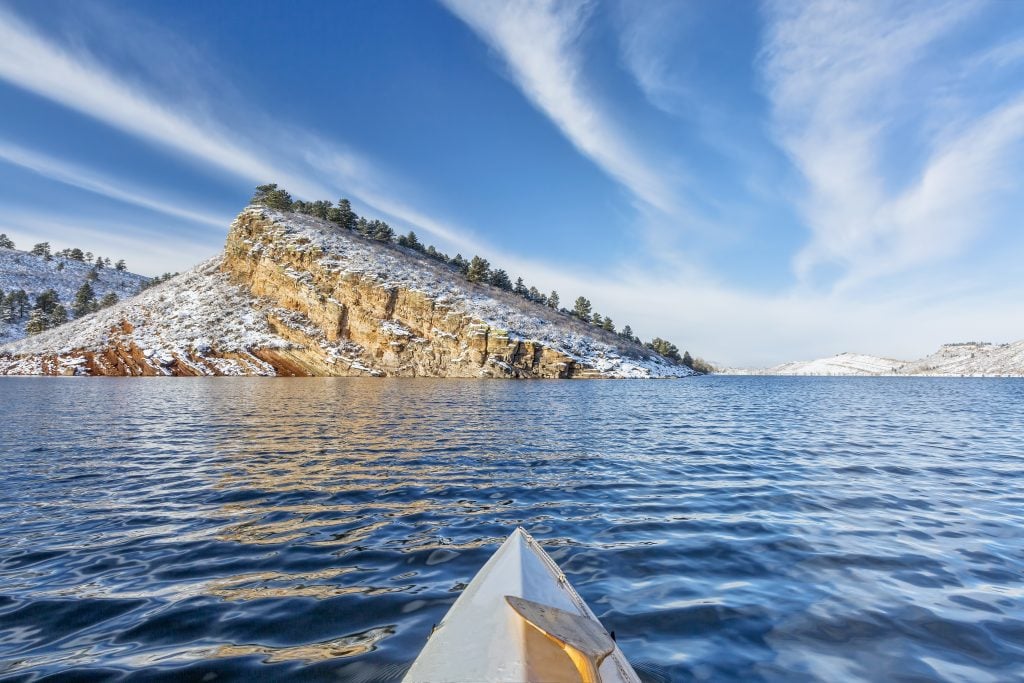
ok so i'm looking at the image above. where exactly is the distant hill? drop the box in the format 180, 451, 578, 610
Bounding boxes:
0, 207, 695, 378
0, 246, 148, 344
723, 343, 1024, 377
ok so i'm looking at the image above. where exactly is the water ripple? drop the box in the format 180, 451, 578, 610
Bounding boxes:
1, 376, 1023, 681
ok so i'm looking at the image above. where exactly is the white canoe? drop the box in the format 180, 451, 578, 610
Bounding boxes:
404, 528, 640, 683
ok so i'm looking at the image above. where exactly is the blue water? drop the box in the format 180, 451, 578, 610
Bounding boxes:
0, 377, 1022, 681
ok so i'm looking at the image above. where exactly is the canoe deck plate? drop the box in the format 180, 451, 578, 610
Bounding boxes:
505, 595, 614, 683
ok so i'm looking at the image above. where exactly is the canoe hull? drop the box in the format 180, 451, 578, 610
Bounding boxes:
404, 528, 639, 683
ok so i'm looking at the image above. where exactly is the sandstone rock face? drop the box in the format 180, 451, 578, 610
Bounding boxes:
0, 208, 693, 378
221, 211, 581, 378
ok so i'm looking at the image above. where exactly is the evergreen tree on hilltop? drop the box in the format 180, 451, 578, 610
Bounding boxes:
573, 296, 592, 319
370, 220, 394, 242
398, 231, 424, 252
355, 217, 371, 236
682, 350, 694, 369
621, 325, 634, 340
466, 256, 490, 283
450, 254, 470, 275
334, 198, 357, 230
527, 286, 541, 302
31, 242, 52, 260
548, 291, 560, 309
69, 248, 84, 261
647, 337, 681, 362
73, 282, 97, 318
591, 311, 603, 325
310, 200, 333, 220
25, 309, 46, 336
602, 316, 614, 332
115, 259, 126, 271
0, 233, 13, 249
250, 183, 293, 211
489, 269, 512, 291
95, 256, 105, 269
514, 277, 526, 296
99, 292, 119, 309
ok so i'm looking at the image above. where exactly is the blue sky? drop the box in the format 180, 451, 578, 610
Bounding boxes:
0, 0, 1022, 366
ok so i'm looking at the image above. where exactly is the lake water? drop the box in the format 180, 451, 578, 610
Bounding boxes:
0, 377, 1022, 681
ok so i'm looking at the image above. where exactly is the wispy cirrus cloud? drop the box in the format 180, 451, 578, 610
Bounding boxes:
614, 0, 694, 116
761, 0, 1024, 289
0, 140, 229, 228
0, 5, 489, 255
440, 0, 681, 217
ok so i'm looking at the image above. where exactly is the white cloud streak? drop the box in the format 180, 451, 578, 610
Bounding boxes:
0, 140, 229, 228
440, 0, 679, 216
0, 5, 494, 256
761, 0, 1024, 288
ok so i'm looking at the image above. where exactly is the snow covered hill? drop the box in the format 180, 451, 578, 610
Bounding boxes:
0, 207, 693, 378
0, 247, 148, 344
725, 344, 1024, 377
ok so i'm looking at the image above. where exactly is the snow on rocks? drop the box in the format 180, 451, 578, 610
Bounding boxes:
0, 247, 148, 343
0, 258, 294, 372
247, 208, 694, 379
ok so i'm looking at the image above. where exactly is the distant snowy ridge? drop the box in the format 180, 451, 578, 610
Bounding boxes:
0, 207, 695, 378
723, 343, 1024, 377
0, 247, 148, 343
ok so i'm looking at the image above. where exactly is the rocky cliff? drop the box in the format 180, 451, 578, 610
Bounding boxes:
0, 207, 693, 378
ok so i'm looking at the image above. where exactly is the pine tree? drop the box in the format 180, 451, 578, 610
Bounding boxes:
399, 231, 424, 252
548, 291, 560, 309
514, 277, 527, 295
602, 316, 614, 332
99, 292, 119, 309
73, 282, 97, 318
621, 325, 633, 340
334, 198, 357, 230
84, 252, 93, 262
250, 183, 293, 211
25, 309, 46, 336
104, 257, 112, 268
310, 200, 333, 220
592, 311, 603, 325
69, 248, 84, 261
14, 290, 28, 318
573, 296, 592, 319
115, 259, 126, 271
450, 254, 470, 275
647, 337, 681, 362
33, 289, 59, 315
95, 256, 105, 269
48, 305, 68, 327
682, 351, 694, 368
489, 269, 512, 291
31, 242, 52, 259
466, 256, 490, 283
528, 286, 541, 302
0, 233, 13, 249
355, 217, 371, 236
370, 220, 394, 242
